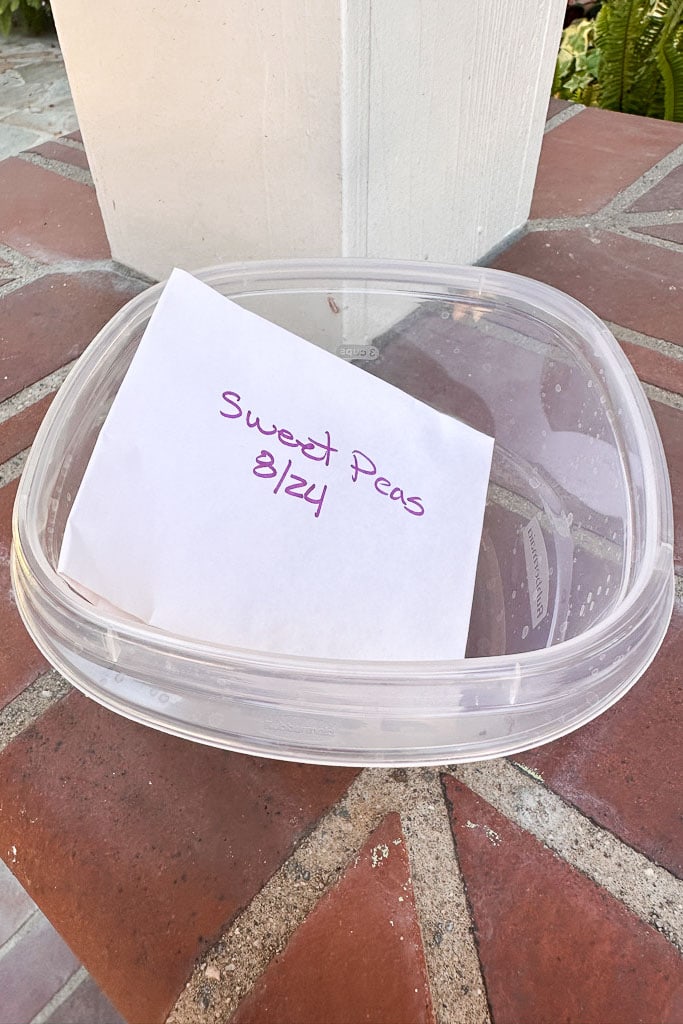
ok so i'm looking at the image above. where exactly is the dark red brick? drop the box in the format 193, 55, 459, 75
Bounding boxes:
44, 976, 126, 1024
546, 98, 573, 121
492, 229, 683, 345
444, 776, 683, 1024
231, 814, 435, 1024
0, 912, 80, 1024
29, 141, 90, 173
651, 401, 683, 574
521, 601, 683, 876
616, 337, 683, 395
62, 131, 83, 144
531, 107, 683, 219
0, 393, 56, 464
0, 158, 108, 263
0, 271, 145, 403
634, 222, 683, 246
628, 165, 683, 213
0, 480, 49, 710
0, 692, 358, 1023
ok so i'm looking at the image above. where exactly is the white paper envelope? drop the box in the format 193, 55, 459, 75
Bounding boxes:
58, 269, 494, 661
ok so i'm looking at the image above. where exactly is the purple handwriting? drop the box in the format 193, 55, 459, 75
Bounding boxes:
219, 389, 425, 519
253, 449, 327, 518
350, 450, 425, 517
220, 390, 337, 466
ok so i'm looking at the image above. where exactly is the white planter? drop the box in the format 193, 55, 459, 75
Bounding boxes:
51, 0, 565, 280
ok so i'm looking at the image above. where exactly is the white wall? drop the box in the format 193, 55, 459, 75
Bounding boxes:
52, 0, 565, 280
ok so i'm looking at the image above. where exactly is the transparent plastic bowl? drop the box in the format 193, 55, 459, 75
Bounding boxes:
11, 259, 674, 765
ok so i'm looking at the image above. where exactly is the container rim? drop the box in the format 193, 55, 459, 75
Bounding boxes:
12, 257, 674, 689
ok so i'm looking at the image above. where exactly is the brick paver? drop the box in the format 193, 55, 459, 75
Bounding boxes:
0, 157, 108, 262
493, 229, 683, 345
522, 603, 683, 877
0, 480, 48, 710
0, 392, 55, 464
0, 691, 358, 1023
652, 401, 683, 573
444, 776, 683, 1024
531, 107, 683, 218
29, 140, 90, 173
231, 814, 435, 1024
0, 271, 144, 403
628, 165, 683, 213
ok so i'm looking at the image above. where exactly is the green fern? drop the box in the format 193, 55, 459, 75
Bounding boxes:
655, 0, 683, 119
553, 0, 683, 121
595, 1, 663, 114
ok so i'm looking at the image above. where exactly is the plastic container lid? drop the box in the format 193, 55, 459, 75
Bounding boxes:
11, 259, 674, 765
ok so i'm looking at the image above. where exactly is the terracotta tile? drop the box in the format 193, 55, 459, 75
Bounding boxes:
615, 337, 683, 395
231, 814, 435, 1024
62, 130, 83, 144
0, 271, 145, 403
634, 222, 683, 246
492, 229, 683, 345
29, 140, 91, 173
0, 692, 358, 1024
0, 393, 56, 464
521, 601, 683, 876
0, 912, 80, 1024
0, 480, 49, 710
443, 776, 683, 1024
546, 98, 573, 121
628, 165, 683, 213
0, 158, 108, 262
651, 401, 683, 574
0, 859, 35, 946
531, 107, 683, 218
44, 976, 126, 1024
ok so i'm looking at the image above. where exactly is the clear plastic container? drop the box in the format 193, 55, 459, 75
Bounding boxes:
11, 259, 674, 765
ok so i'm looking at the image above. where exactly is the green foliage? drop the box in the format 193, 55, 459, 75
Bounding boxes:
553, 0, 683, 121
0, 0, 53, 37
553, 18, 602, 104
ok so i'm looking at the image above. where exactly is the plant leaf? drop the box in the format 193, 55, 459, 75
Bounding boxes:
656, 0, 683, 120
595, 0, 656, 112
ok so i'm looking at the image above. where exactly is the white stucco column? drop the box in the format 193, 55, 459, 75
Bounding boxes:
51, 1, 565, 280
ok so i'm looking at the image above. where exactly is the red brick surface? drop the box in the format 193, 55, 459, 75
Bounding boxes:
0, 158, 109, 263
231, 814, 435, 1024
0, 912, 80, 1024
546, 98, 574, 120
616, 337, 683, 395
521, 602, 683, 877
531, 107, 683, 219
634, 222, 683, 245
493, 229, 683, 345
651, 401, 683, 574
0, 480, 48, 710
0, 392, 55, 464
444, 776, 683, 1024
29, 141, 91, 173
0, 271, 144, 403
0, 692, 358, 1023
628, 165, 683, 213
